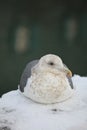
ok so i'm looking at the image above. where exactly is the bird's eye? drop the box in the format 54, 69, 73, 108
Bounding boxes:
48, 62, 54, 66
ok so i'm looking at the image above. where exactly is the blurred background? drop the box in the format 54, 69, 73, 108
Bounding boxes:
0, 0, 87, 96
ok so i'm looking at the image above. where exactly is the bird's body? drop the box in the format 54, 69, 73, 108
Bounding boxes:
19, 54, 74, 104
24, 71, 73, 103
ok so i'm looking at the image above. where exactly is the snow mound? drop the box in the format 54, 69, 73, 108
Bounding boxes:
0, 75, 87, 130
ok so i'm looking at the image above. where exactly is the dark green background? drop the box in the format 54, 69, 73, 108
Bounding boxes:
0, 0, 87, 96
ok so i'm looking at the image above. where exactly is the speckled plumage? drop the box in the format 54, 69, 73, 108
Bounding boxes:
19, 54, 74, 104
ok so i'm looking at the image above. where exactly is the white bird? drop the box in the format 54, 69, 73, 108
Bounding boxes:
19, 54, 74, 104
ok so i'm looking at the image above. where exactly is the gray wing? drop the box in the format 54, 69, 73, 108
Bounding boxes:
67, 77, 74, 89
19, 60, 39, 92
63, 64, 74, 89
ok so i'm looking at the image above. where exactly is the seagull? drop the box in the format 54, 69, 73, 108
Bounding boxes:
19, 54, 74, 104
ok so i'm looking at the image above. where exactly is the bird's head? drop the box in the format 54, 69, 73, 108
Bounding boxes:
35, 54, 72, 77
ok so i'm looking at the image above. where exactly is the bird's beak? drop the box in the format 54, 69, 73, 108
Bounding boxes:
63, 66, 72, 77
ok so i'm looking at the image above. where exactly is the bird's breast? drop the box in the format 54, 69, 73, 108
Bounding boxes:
24, 72, 74, 104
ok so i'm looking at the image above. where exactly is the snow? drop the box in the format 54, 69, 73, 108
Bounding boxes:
0, 75, 87, 130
